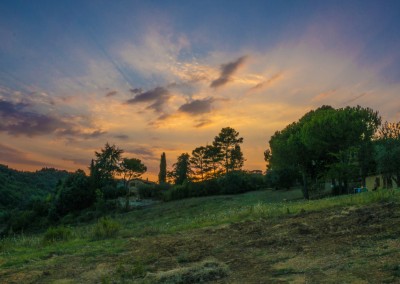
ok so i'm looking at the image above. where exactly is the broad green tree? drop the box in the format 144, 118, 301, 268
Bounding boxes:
267, 105, 381, 198
213, 127, 244, 173
158, 152, 167, 184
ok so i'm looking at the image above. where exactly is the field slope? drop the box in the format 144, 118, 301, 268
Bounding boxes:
1, 188, 400, 283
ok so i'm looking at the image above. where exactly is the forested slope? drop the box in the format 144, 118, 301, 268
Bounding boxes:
0, 164, 70, 210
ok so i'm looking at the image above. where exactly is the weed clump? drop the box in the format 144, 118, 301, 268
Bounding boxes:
91, 217, 121, 239
43, 226, 73, 243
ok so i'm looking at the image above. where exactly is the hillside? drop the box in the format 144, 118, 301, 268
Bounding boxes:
1, 188, 399, 283
0, 164, 70, 210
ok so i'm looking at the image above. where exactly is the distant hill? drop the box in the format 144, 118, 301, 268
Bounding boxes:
0, 164, 70, 210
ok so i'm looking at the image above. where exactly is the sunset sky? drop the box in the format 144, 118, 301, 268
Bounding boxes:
1, 0, 400, 180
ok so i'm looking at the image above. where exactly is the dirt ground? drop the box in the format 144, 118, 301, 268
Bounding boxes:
2, 201, 400, 283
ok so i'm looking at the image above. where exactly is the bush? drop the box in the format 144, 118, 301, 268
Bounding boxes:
101, 184, 126, 199
161, 172, 267, 202
91, 217, 120, 239
53, 170, 95, 217
43, 226, 72, 243
137, 183, 154, 199
265, 168, 299, 189
6, 210, 37, 233
138, 183, 170, 199
218, 171, 249, 194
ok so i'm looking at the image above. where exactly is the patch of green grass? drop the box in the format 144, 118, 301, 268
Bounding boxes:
42, 226, 73, 244
91, 217, 121, 240
1, 187, 399, 279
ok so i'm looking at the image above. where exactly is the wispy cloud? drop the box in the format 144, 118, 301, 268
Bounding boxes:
126, 146, 157, 161
105, 91, 118, 97
114, 134, 130, 140
0, 143, 52, 166
210, 56, 247, 88
247, 72, 283, 93
194, 118, 213, 128
62, 157, 89, 166
130, 88, 143, 94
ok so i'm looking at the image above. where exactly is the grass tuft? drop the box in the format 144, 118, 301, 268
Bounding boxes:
91, 217, 121, 240
42, 226, 73, 244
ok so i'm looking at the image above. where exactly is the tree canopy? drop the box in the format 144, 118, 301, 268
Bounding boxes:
213, 127, 244, 173
267, 105, 381, 198
158, 152, 167, 184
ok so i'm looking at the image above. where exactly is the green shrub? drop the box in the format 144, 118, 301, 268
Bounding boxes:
91, 217, 121, 239
218, 171, 248, 194
6, 210, 37, 233
43, 226, 72, 243
137, 183, 154, 199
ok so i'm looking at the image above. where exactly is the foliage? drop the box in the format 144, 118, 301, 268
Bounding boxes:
42, 226, 72, 243
190, 146, 210, 181
159, 152, 167, 184
265, 168, 299, 189
91, 217, 121, 239
267, 105, 381, 198
162, 171, 266, 201
53, 169, 95, 218
375, 121, 400, 186
120, 157, 147, 189
213, 127, 244, 173
171, 153, 192, 185
91, 143, 123, 189
137, 183, 170, 199
0, 164, 69, 210
204, 145, 224, 178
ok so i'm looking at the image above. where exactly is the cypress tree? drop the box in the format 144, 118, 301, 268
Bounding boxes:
158, 152, 167, 184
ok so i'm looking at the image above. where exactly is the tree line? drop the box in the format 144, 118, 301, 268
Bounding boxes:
162, 127, 245, 185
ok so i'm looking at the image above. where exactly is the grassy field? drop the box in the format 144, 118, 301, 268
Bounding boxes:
1, 188, 400, 283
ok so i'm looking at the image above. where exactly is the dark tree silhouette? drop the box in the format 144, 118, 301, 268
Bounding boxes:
89, 143, 123, 193
158, 152, 167, 184
120, 158, 147, 190
213, 127, 244, 173
171, 153, 192, 185
190, 146, 209, 181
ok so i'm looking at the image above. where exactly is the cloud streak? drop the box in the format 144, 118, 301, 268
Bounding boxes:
0, 143, 50, 166
210, 56, 247, 88
126, 146, 157, 161
105, 91, 118, 97
248, 72, 283, 93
